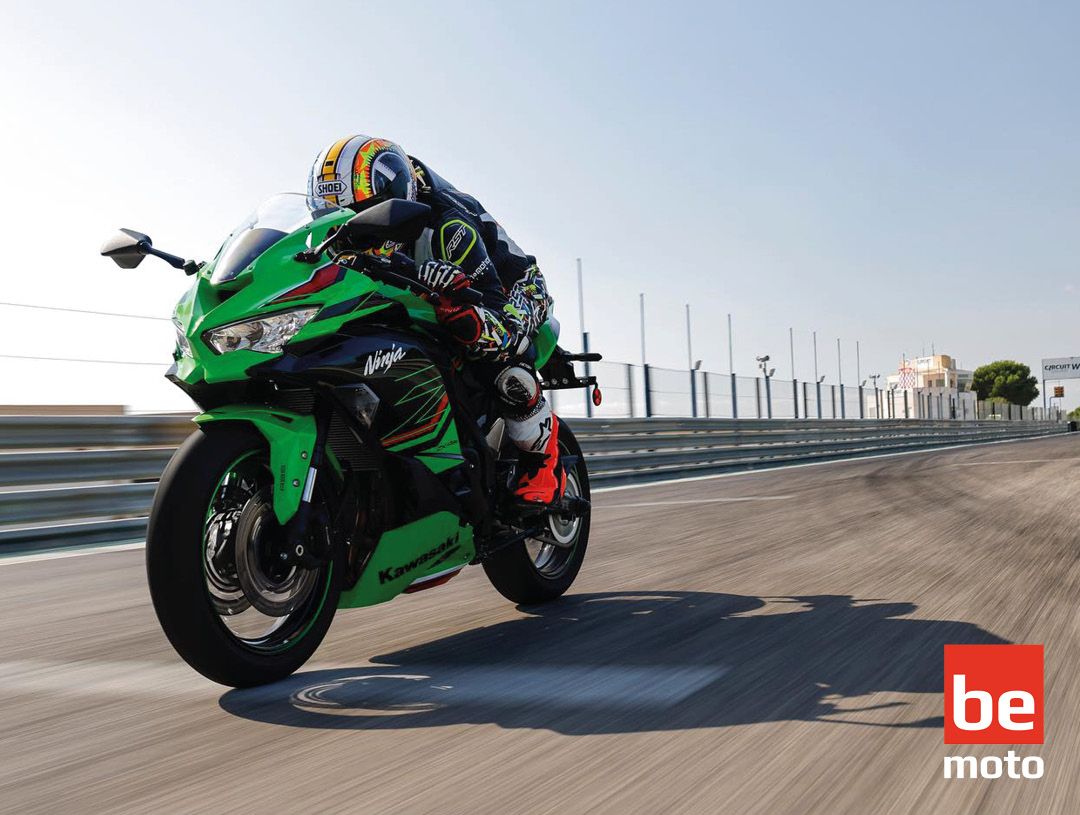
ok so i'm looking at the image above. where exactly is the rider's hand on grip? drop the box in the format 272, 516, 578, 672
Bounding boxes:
416, 259, 483, 305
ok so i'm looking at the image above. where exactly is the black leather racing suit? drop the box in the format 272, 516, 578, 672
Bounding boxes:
408, 157, 555, 455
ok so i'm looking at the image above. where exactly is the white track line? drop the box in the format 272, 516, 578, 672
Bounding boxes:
598, 495, 792, 509
0, 541, 144, 566
949, 458, 1080, 466
1, 431, 1070, 565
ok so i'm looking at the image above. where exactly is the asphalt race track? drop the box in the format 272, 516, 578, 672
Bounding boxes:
2, 435, 1078, 814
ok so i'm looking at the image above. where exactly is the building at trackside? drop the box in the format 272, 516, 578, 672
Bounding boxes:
871, 354, 976, 419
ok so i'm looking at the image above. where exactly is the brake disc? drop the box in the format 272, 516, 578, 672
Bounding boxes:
234, 491, 319, 618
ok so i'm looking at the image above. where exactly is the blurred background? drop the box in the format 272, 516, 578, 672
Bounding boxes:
1, 0, 1077, 411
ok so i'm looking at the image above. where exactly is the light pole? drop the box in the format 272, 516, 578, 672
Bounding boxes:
727, 313, 734, 375
812, 331, 819, 384
639, 293, 646, 367
789, 327, 795, 380
836, 338, 845, 418
869, 373, 882, 419
686, 304, 697, 417
639, 293, 650, 416
577, 258, 591, 417
757, 355, 774, 419
685, 304, 694, 371
728, 314, 736, 418
576, 258, 585, 351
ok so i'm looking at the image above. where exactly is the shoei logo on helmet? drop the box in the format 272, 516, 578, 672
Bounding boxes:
314, 178, 348, 198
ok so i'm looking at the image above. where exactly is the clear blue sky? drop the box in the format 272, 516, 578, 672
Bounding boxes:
1, 1, 1077, 409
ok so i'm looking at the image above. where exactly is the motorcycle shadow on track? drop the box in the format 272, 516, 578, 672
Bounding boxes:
218, 591, 1008, 735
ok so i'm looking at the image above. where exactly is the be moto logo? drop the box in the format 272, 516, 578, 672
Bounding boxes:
943, 644, 1044, 779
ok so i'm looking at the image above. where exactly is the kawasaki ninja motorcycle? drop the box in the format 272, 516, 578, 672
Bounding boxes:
101, 193, 600, 688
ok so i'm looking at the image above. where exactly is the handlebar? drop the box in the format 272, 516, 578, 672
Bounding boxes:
343, 252, 484, 306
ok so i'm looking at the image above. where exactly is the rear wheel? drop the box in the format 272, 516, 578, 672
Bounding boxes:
483, 423, 590, 604
146, 424, 339, 687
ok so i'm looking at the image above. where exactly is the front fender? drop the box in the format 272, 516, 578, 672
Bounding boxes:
193, 405, 316, 525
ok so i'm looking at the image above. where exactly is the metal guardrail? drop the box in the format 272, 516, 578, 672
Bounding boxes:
0, 414, 1067, 549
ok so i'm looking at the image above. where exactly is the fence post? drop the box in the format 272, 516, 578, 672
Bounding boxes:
731, 373, 738, 419
903, 390, 910, 419
703, 373, 711, 418
793, 379, 800, 419
765, 375, 773, 419
689, 369, 698, 418
755, 378, 762, 419
643, 364, 653, 418
840, 384, 846, 419
626, 364, 635, 418
803, 381, 809, 419
859, 385, 865, 419
831, 385, 837, 419
816, 381, 823, 419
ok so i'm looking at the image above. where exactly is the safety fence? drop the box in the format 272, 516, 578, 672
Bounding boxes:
548, 362, 1063, 423
0, 413, 1068, 550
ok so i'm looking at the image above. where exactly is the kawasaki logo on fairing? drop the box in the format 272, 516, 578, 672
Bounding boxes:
378, 536, 460, 584
363, 344, 406, 377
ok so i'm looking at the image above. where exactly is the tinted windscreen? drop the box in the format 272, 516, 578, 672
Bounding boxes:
209, 193, 346, 285
211, 228, 287, 284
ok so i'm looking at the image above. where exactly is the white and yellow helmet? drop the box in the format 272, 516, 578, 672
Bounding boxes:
307, 135, 418, 210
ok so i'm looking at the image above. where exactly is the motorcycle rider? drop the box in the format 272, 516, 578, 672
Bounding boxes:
307, 135, 564, 505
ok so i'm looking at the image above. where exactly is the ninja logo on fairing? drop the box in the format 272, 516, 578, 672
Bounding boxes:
378, 536, 459, 584
363, 344, 406, 377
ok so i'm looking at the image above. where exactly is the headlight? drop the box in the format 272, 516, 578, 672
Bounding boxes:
173, 320, 192, 357
203, 307, 318, 354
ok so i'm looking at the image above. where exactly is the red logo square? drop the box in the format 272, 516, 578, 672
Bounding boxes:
944, 644, 1043, 744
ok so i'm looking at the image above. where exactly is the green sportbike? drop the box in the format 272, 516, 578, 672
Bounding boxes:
101, 193, 600, 687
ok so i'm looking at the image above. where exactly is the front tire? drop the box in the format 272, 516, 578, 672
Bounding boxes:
483, 422, 591, 604
146, 424, 339, 687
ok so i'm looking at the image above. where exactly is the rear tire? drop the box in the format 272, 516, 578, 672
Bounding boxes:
483, 422, 590, 604
146, 424, 339, 688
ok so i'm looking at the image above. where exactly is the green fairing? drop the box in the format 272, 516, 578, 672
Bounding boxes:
171, 208, 439, 388
338, 511, 475, 608
533, 320, 558, 368
193, 406, 316, 525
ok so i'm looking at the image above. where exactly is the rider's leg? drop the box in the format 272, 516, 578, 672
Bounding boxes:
494, 364, 565, 505
427, 294, 564, 504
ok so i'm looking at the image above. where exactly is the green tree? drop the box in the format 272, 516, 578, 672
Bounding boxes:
971, 361, 1039, 406
1068, 406, 1080, 421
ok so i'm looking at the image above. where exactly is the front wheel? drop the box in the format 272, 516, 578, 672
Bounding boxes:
483, 421, 591, 604
146, 424, 339, 687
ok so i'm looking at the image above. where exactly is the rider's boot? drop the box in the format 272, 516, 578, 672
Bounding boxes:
498, 364, 565, 506
512, 413, 565, 505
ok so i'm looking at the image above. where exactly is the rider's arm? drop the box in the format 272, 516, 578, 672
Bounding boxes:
505, 265, 553, 337
429, 217, 506, 304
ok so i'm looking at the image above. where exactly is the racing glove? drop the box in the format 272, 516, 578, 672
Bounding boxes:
416, 259, 473, 297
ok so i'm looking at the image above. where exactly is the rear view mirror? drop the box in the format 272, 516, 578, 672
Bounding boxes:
101, 229, 197, 273
100, 228, 152, 269
342, 200, 432, 248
